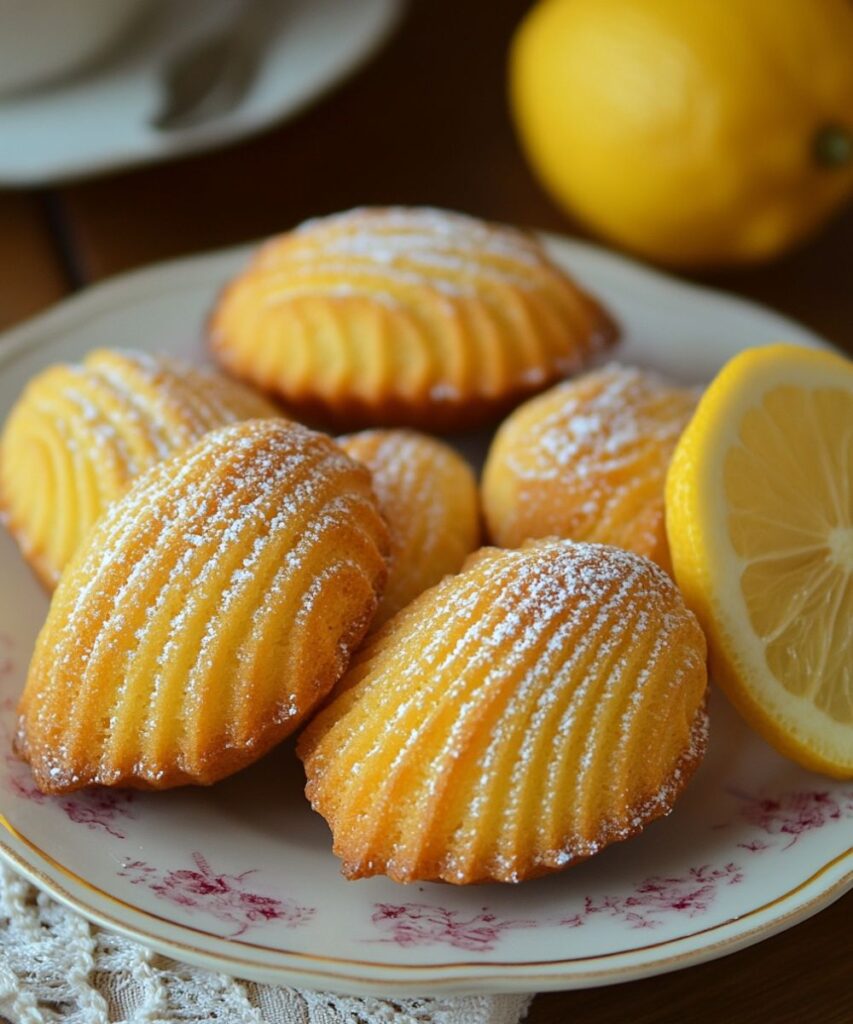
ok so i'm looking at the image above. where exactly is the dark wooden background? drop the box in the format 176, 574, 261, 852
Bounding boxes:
0, 2, 850, 1021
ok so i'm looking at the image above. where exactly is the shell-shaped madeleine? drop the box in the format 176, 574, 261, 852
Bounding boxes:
0, 348, 281, 588
338, 430, 480, 627
299, 540, 708, 884
482, 365, 699, 570
209, 207, 617, 430
16, 419, 389, 794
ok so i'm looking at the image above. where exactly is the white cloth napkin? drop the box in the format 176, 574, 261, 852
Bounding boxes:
0, 864, 533, 1024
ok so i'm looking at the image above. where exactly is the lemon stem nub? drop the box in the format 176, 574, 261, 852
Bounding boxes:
814, 125, 852, 168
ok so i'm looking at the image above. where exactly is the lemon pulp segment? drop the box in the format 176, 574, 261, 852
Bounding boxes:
725, 385, 852, 724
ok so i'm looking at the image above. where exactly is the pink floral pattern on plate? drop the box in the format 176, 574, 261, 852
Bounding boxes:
59, 789, 136, 839
726, 789, 853, 851
4, 754, 136, 839
559, 863, 744, 930
371, 864, 745, 949
372, 904, 536, 952
119, 852, 315, 937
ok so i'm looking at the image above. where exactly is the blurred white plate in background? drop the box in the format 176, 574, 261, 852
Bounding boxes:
0, 0, 402, 187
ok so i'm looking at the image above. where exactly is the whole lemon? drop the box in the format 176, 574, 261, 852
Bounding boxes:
509, 0, 853, 267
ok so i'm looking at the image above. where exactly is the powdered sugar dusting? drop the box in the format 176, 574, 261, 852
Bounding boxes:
20, 419, 388, 791
302, 539, 708, 883
0, 347, 278, 588
488, 364, 699, 558
211, 207, 616, 420
258, 207, 562, 306
524, 366, 695, 477
339, 429, 480, 624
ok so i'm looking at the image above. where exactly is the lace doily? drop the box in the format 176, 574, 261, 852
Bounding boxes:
0, 864, 532, 1024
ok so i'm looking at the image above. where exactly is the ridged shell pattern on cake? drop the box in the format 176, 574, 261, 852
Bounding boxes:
482, 365, 699, 569
209, 207, 618, 428
16, 419, 389, 793
338, 429, 481, 626
299, 539, 709, 884
0, 348, 281, 587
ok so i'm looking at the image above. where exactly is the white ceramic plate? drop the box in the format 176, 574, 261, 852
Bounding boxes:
0, 235, 849, 996
0, 0, 402, 186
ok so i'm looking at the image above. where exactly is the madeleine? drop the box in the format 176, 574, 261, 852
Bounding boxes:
209, 206, 617, 430
0, 347, 280, 587
16, 419, 389, 793
299, 539, 708, 884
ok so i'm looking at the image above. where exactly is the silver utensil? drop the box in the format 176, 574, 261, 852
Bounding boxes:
151, 0, 285, 132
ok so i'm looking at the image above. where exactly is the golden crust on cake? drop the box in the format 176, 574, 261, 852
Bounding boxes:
208, 207, 618, 430
0, 348, 281, 588
298, 539, 708, 884
15, 419, 389, 794
338, 429, 480, 627
482, 365, 699, 570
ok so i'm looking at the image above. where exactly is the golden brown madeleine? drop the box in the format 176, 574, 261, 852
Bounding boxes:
16, 419, 389, 794
208, 207, 617, 430
482, 365, 698, 570
0, 348, 280, 588
338, 429, 480, 627
299, 540, 708, 884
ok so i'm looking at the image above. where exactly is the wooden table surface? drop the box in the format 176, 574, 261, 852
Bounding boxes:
0, 2, 850, 1021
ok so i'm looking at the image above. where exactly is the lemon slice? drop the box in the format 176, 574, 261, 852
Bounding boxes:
666, 343, 852, 778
